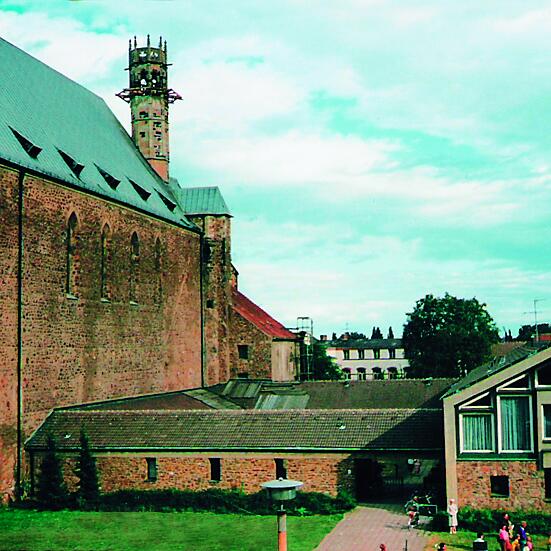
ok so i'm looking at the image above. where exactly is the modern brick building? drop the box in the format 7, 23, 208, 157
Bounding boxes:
443, 344, 551, 511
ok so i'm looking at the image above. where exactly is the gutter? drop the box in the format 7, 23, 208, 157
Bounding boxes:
15, 169, 25, 499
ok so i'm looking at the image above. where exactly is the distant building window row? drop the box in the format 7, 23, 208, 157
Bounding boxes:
145, 457, 287, 483
65, 213, 163, 304
342, 348, 398, 360
342, 367, 402, 381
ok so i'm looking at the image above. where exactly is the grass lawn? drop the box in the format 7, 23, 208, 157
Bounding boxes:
0, 509, 342, 551
426, 530, 549, 551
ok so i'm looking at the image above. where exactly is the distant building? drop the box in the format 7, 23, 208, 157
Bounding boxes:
323, 336, 409, 380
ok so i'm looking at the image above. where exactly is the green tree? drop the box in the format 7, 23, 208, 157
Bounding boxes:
37, 435, 68, 508
387, 327, 395, 339
517, 323, 551, 341
402, 293, 499, 378
312, 342, 343, 380
75, 429, 100, 506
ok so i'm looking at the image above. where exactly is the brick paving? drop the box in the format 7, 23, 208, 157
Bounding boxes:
316, 504, 432, 551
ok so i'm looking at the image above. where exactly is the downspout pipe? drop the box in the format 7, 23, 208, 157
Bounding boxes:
15, 169, 25, 499
199, 232, 205, 388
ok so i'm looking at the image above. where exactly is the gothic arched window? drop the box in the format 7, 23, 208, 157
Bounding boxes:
100, 224, 112, 301
129, 232, 140, 303
154, 237, 162, 304
66, 212, 78, 297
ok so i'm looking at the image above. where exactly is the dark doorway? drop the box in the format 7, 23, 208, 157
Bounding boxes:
355, 458, 383, 501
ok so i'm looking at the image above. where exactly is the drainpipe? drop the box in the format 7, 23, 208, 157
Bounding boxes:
15, 170, 25, 499
199, 232, 206, 388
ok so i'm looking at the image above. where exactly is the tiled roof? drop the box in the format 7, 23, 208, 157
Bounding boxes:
178, 186, 231, 216
0, 38, 195, 231
73, 391, 212, 411
232, 288, 296, 340
327, 338, 403, 349
443, 343, 551, 397
26, 408, 443, 452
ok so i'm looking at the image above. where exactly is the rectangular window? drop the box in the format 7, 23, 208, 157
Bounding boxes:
537, 364, 551, 387
373, 349, 380, 359
146, 458, 157, 482
500, 396, 532, 451
490, 475, 509, 497
543, 405, 551, 439
358, 349, 365, 359
238, 345, 249, 360
545, 468, 551, 499
343, 368, 351, 380
357, 368, 367, 381
461, 414, 494, 452
275, 458, 287, 479
389, 349, 396, 359
343, 350, 350, 360
209, 458, 221, 482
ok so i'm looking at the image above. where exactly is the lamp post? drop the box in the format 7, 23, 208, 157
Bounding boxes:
262, 478, 303, 551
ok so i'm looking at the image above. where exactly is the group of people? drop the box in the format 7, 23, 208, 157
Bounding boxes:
498, 514, 533, 551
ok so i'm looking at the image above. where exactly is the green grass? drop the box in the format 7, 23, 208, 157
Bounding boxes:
426, 530, 549, 551
0, 509, 342, 551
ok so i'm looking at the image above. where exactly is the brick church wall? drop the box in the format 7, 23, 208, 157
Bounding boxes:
35, 452, 354, 496
189, 215, 232, 387
0, 165, 203, 497
229, 310, 273, 379
0, 166, 20, 499
457, 460, 551, 511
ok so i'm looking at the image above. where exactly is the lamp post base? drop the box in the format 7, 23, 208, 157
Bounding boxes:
277, 506, 287, 551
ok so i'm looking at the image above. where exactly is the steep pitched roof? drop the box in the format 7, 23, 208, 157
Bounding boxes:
232, 288, 296, 340
0, 38, 195, 230
443, 343, 550, 397
178, 186, 231, 216
26, 408, 443, 452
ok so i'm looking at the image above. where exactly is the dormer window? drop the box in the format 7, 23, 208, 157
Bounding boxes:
129, 179, 151, 201
155, 190, 176, 212
96, 165, 120, 190
57, 149, 84, 178
9, 127, 42, 159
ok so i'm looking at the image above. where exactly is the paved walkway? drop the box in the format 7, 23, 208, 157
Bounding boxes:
316, 504, 432, 551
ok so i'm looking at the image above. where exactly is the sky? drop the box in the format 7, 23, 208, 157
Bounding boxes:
2, 1, 550, 338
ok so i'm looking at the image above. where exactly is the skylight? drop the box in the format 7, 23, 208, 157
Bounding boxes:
128, 179, 151, 201
9, 127, 42, 159
96, 165, 121, 190
57, 149, 84, 178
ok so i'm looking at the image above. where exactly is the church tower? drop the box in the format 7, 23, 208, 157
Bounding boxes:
117, 35, 181, 181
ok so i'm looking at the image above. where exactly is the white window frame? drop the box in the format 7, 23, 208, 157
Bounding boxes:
497, 372, 531, 392
497, 394, 534, 453
459, 412, 495, 453
459, 391, 492, 410
535, 364, 551, 388
542, 404, 551, 441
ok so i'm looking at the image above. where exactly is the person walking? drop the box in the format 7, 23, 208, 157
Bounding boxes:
447, 499, 458, 535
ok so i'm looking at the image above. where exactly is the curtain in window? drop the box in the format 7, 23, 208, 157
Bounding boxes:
500, 397, 530, 450
463, 414, 493, 451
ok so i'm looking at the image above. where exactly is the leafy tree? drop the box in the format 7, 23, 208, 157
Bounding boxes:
371, 327, 383, 339
387, 327, 395, 339
312, 342, 343, 380
348, 331, 366, 340
75, 429, 100, 506
37, 435, 68, 508
517, 323, 551, 342
402, 293, 499, 378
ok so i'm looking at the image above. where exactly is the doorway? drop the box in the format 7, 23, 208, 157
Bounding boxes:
354, 458, 383, 501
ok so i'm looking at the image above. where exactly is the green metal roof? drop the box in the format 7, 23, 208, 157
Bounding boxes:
0, 38, 195, 230
178, 186, 231, 216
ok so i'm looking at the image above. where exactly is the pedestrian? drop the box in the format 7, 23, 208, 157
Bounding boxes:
511, 534, 522, 551
437, 543, 447, 551
499, 525, 512, 551
408, 507, 417, 530
473, 532, 488, 551
519, 522, 528, 543
380, 544, 387, 551
447, 498, 458, 535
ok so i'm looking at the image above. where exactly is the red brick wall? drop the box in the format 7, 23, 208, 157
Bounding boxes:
190, 215, 232, 386
457, 460, 551, 511
0, 166, 19, 499
39, 452, 353, 496
230, 311, 273, 379
0, 166, 203, 498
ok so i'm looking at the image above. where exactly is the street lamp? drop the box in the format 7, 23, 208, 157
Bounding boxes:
262, 478, 303, 551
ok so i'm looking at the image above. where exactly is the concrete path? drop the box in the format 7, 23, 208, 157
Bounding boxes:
316, 504, 432, 551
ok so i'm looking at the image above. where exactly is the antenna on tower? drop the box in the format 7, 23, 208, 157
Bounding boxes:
522, 298, 546, 342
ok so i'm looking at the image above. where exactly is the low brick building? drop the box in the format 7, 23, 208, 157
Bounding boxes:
443, 344, 551, 511
26, 408, 443, 499
230, 287, 297, 381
